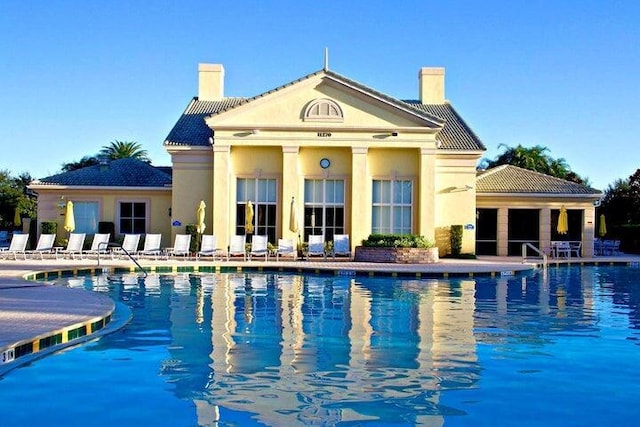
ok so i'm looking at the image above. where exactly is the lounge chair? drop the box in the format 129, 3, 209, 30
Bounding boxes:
0, 233, 29, 260
569, 241, 582, 258
552, 241, 570, 259
306, 235, 326, 260
197, 235, 222, 260
167, 234, 191, 259
112, 234, 141, 259
138, 233, 163, 259
331, 234, 351, 260
249, 235, 269, 261
275, 238, 296, 261
57, 233, 86, 259
83, 233, 110, 258
227, 235, 246, 261
26, 233, 56, 260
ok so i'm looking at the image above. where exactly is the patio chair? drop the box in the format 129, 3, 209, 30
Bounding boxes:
227, 235, 246, 261
306, 235, 326, 260
249, 235, 269, 261
57, 233, 86, 259
112, 234, 141, 259
26, 233, 57, 260
603, 240, 621, 256
83, 233, 110, 259
276, 238, 296, 261
197, 234, 222, 260
593, 238, 603, 256
569, 241, 582, 258
138, 233, 163, 259
554, 241, 570, 259
167, 234, 191, 259
331, 234, 351, 260
0, 233, 29, 260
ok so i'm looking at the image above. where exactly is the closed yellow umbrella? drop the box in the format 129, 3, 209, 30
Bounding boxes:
289, 197, 298, 233
599, 214, 607, 237
13, 208, 21, 227
196, 200, 206, 234
64, 201, 75, 232
557, 205, 568, 235
245, 201, 254, 234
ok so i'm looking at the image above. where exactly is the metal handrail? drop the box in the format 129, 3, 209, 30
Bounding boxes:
522, 243, 547, 268
98, 242, 148, 277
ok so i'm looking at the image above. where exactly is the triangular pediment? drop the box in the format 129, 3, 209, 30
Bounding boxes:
205, 70, 444, 132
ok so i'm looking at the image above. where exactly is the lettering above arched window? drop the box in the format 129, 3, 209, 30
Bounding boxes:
303, 98, 344, 122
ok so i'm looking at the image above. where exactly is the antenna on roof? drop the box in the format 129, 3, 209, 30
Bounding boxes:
324, 47, 329, 71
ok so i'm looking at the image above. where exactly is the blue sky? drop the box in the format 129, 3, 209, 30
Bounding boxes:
1, 0, 638, 190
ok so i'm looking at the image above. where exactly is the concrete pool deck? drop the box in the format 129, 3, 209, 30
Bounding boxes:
1, 254, 639, 373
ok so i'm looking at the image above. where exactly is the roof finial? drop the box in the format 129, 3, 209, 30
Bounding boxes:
324, 47, 329, 71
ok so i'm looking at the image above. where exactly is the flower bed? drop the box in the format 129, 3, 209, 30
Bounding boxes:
354, 246, 439, 264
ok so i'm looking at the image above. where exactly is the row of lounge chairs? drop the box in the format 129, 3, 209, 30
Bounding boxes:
0, 231, 352, 261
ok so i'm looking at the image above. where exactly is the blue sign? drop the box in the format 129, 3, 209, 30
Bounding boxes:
464, 223, 474, 230
172, 220, 182, 227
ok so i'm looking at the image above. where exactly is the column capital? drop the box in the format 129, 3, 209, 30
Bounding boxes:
352, 146, 368, 155
282, 146, 299, 154
213, 145, 230, 153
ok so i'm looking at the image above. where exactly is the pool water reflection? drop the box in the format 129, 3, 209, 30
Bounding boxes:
1, 266, 640, 426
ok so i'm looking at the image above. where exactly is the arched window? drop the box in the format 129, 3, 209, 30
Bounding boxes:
303, 98, 344, 122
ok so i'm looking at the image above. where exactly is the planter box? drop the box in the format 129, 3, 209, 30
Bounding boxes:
354, 246, 439, 264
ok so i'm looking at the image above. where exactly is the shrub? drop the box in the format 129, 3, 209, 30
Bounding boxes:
450, 225, 463, 256
185, 224, 199, 252
361, 233, 435, 249
41, 221, 57, 235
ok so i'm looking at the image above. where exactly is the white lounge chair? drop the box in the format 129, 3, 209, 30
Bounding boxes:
306, 235, 326, 260
331, 234, 351, 260
26, 233, 56, 260
83, 233, 110, 258
112, 234, 141, 259
227, 235, 246, 261
197, 235, 222, 260
138, 233, 163, 259
167, 234, 191, 259
0, 233, 29, 260
249, 235, 269, 261
569, 241, 582, 258
276, 238, 296, 261
57, 233, 86, 259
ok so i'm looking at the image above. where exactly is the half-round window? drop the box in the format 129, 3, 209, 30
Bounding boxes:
303, 98, 344, 122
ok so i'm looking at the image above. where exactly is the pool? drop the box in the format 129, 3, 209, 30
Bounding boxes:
1, 266, 639, 426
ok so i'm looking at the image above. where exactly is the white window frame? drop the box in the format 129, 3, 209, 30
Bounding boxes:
304, 178, 346, 241
372, 178, 414, 234
116, 199, 149, 235
72, 200, 100, 234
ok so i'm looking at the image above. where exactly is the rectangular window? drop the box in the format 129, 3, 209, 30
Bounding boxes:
304, 179, 345, 242
119, 202, 147, 234
236, 178, 277, 243
372, 179, 412, 234
73, 202, 99, 234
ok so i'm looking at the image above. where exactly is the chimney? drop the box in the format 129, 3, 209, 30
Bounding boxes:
418, 67, 445, 104
198, 63, 225, 101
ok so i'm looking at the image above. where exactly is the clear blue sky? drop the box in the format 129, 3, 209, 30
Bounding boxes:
1, 0, 638, 190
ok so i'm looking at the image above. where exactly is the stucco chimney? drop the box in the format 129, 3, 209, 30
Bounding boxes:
419, 67, 445, 104
198, 63, 225, 101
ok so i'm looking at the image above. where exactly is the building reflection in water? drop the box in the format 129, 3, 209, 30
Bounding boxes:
72, 266, 632, 426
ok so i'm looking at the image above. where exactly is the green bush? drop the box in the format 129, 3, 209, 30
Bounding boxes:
450, 225, 463, 256
185, 224, 199, 252
361, 233, 435, 248
41, 221, 57, 235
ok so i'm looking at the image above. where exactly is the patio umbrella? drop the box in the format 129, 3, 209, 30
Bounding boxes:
599, 214, 607, 237
64, 201, 75, 232
245, 201, 254, 234
557, 205, 568, 235
289, 197, 298, 233
196, 200, 206, 234
13, 208, 21, 227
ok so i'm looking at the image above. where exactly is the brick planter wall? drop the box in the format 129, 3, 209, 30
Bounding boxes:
354, 247, 439, 264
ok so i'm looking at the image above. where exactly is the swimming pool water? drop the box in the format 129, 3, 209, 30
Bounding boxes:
1, 266, 639, 426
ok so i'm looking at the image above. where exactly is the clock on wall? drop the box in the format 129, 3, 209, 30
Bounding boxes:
320, 158, 331, 169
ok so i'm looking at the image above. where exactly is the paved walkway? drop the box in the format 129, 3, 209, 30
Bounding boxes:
1, 254, 638, 373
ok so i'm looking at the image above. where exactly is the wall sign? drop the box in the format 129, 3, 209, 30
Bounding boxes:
172, 220, 182, 227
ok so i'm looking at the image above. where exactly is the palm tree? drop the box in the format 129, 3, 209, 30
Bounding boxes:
61, 155, 100, 172
100, 140, 150, 162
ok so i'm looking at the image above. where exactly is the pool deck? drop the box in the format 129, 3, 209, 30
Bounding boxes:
1, 254, 639, 372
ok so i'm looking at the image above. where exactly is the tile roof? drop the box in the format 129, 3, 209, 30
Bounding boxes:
476, 165, 601, 195
32, 158, 172, 188
164, 70, 485, 151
